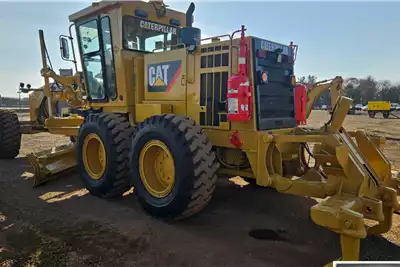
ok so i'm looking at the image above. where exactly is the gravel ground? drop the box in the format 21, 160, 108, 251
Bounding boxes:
1, 110, 400, 267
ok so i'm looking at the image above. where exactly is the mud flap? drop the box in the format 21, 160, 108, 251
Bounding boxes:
27, 142, 77, 187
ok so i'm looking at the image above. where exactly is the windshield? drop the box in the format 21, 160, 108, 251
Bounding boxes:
123, 16, 180, 52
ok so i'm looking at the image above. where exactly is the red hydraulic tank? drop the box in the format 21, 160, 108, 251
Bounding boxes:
295, 84, 308, 125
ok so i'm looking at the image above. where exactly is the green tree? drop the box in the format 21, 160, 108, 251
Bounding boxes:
343, 78, 362, 104
297, 76, 306, 84
306, 75, 317, 85
344, 83, 362, 104
379, 81, 400, 103
297, 75, 318, 90
359, 76, 378, 102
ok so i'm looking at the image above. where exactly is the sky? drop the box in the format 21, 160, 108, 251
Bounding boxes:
0, 0, 399, 97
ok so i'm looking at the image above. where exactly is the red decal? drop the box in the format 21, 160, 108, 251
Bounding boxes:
165, 66, 181, 93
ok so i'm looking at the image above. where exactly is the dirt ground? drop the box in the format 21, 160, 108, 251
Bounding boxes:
1, 110, 400, 267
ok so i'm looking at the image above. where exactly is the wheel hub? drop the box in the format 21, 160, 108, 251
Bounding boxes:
139, 140, 175, 198
82, 133, 106, 180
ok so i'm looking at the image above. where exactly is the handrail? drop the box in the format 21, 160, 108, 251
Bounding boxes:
200, 34, 232, 43
200, 33, 236, 75
68, 23, 78, 73
230, 27, 246, 75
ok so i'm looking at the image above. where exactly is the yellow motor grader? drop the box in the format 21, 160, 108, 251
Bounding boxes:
0, 1, 399, 265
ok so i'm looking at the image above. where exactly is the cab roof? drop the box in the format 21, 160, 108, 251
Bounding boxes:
69, 1, 120, 23
69, 1, 186, 24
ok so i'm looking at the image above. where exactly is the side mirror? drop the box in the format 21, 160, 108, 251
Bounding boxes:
60, 36, 70, 60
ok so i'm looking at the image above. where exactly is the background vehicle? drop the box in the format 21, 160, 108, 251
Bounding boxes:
347, 104, 356, 114
354, 103, 363, 111
390, 102, 400, 111
368, 101, 399, 118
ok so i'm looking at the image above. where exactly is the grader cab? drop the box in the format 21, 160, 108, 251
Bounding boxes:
1, 0, 400, 265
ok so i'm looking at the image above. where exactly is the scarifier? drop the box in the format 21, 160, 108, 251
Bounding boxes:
1, 1, 399, 265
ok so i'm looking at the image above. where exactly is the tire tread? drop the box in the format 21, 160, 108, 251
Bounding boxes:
78, 112, 133, 198
0, 110, 21, 159
131, 114, 219, 219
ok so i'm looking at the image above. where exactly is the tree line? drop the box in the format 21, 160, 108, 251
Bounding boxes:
0, 96, 29, 107
297, 75, 400, 105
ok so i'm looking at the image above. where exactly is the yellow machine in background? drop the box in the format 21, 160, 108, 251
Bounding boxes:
1, 65, 86, 183
367, 101, 391, 118
1, 1, 400, 265
304, 76, 344, 119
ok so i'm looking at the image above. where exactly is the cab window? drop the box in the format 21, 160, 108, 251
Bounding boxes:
83, 55, 105, 99
101, 16, 117, 100
123, 16, 179, 52
79, 19, 105, 100
79, 20, 100, 54
78, 17, 117, 100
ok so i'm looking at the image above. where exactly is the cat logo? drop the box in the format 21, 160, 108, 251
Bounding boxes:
148, 60, 182, 92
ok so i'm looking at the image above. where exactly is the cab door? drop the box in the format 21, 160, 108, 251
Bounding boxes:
77, 15, 118, 102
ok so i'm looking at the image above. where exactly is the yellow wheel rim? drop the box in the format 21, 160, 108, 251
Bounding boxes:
139, 140, 175, 198
82, 133, 106, 180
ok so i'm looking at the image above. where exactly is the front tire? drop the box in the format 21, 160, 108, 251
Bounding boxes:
0, 110, 21, 158
77, 113, 133, 198
129, 114, 219, 219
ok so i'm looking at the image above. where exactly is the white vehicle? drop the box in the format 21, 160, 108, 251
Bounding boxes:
354, 104, 363, 110
390, 103, 400, 111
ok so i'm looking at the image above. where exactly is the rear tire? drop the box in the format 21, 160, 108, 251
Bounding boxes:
77, 113, 133, 198
383, 111, 390, 119
0, 110, 21, 158
129, 114, 219, 219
